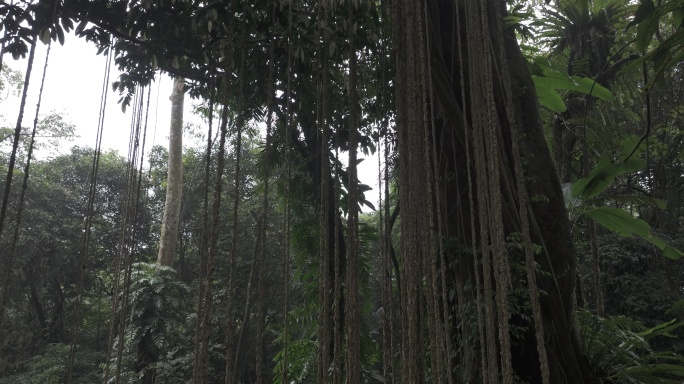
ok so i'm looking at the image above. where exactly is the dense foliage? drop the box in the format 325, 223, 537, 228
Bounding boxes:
1, 0, 684, 383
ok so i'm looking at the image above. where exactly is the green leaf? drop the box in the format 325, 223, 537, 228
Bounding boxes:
666, 298, 684, 315
573, 137, 649, 200
572, 156, 642, 200
674, 7, 684, 28
361, 199, 376, 211
531, 72, 612, 103
653, 46, 670, 72
627, 363, 684, 376
627, 0, 656, 30
620, 134, 649, 159
532, 74, 574, 89
55, 25, 65, 45
637, 318, 684, 339
572, 76, 612, 100
636, 10, 660, 50
661, 244, 684, 260
617, 365, 684, 384
601, 195, 667, 210
585, 206, 683, 260
39, 28, 51, 45
532, 77, 567, 112
584, 206, 651, 239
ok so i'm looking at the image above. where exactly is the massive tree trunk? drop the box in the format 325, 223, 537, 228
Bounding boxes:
157, 77, 184, 267
393, 0, 597, 383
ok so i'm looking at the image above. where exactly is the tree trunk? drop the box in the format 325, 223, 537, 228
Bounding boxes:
157, 77, 184, 267
393, 0, 599, 382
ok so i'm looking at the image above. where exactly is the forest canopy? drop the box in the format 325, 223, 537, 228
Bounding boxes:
1, 0, 684, 383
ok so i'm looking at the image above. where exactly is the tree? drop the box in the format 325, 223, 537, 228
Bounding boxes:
0, 147, 153, 377
393, 0, 597, 382
0, 64, 22, 106
536, 0, 634, 183
1, 111, 76, 158
156, 77, 184, 267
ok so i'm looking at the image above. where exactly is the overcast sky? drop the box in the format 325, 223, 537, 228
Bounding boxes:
1, 32, 188, 160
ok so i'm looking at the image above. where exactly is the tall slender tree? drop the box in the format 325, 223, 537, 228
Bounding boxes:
157, 77, 184, 267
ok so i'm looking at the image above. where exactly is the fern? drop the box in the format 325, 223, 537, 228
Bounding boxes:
106, 263, 192, 382
579, 310, 684, 383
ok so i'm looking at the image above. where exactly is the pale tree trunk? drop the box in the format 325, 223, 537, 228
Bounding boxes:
157, 77, 184, 267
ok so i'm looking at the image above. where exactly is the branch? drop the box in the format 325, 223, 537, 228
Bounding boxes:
59, 7, 213, 82
598, 53, 641, 84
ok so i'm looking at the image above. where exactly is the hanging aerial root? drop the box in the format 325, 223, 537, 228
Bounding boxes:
378, 1, 396, 380
392, 0, 426, 380
1, 31, 52, 333
194, 78, 230, 384
226, 14, 248, 384
490, 1, 551, 382
193, 3, 237, 382
344, 0, 362, 381
0, 37, 36, 247
254, 3, 278, 382
110, 85, 151, 383
281, 1, 294, 382
316, 0, 333, 380
192, 64, 214, 384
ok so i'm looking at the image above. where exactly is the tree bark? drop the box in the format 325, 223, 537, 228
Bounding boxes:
157, 77, 184, 267
394, 1, 599, 382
